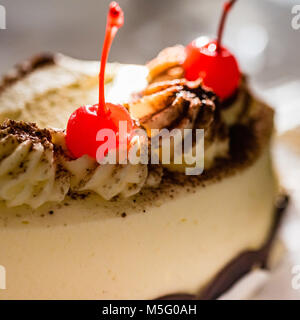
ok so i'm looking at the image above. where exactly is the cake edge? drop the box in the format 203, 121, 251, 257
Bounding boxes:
0, 53, 56, 94
157, 194, 289, 300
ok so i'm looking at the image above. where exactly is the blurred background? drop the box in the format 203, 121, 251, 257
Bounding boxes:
0, 0, 300, 299
1, 0, 299, 133
0, 0, 298, 81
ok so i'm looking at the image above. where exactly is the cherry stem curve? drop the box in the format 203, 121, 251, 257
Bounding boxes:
216, 0, 237, 53
98, 2, 124, 117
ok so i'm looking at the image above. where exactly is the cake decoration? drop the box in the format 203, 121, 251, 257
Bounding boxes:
66, 2, 134, 160
0, 120, 70, 208
127, 78, 229, 171
183, 0, 240, 100
0, 0, 290, 300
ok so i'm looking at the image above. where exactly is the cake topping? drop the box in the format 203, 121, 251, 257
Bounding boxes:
128, 79, 217, 133
0, 120, 151, 207
0, 53, 55, 94
66, 2, 134, 160
0, 119, 52, 146
0, 120, 70, 209
147, 46, 186, 83
183, 0, 240, 100
64, 155, 149, 201
128, 78, 229, 171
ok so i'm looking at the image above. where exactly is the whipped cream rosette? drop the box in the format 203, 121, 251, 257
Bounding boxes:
0, 120, 157, 207
0, 120, 70, 208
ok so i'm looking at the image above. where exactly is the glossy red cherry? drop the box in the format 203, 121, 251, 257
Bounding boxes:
183, 0, 240, 100
184, 38, 240, 100
66, 103, 133, 159
66, 2, 134, 160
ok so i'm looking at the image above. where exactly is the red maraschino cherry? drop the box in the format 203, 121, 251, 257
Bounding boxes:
183, 0, 240, 100
66, 2, 134, 160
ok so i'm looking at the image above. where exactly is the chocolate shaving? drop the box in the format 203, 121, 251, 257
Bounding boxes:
0, 119, 53, 148
0, 53, 56, 94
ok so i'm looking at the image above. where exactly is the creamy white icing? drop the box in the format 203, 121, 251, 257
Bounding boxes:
128, 79, 230, 171
0, 55, 251, 208
0, 135, 69, 209
0, 118, 155, 207
65, 155, 149, 201
0, 147, 278, 299
0, 55, 279, 300
0, 56, 118, 129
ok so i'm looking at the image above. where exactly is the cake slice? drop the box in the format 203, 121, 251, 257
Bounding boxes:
0, 52, 287, 300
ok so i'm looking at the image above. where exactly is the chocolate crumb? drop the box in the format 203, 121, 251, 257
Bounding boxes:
0, 119, 53, 148
0, 53, 55, 93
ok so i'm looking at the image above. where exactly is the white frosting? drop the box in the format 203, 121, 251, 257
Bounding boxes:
0, 59, 153, 207
0, 57, 253, 207
0, 135, 69, 209
0, 56, 118, 129
65, 155, 148, 200
127, 81, 231, 171
0, 130, 151, 207
0, 148, 278, 299
0, 57, 278, 299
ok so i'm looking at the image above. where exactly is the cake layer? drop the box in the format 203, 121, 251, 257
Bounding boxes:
0, 54, 280, 299
159, 195, 288, 300
0, 143, 278, 299
0, 54, 147, 129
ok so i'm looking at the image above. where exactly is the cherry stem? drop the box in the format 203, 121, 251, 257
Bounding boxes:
98, 2, 124, 118
216, 0, 237, 53
98, 26, 117, 116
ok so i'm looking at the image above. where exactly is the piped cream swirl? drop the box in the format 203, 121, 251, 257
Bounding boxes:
0, 53, 253, 208
0, 120, 153, 208
140, 46, 255, 172
127, 78, 230, 171
64, 155, 149, 201
0, 121, 70, 208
